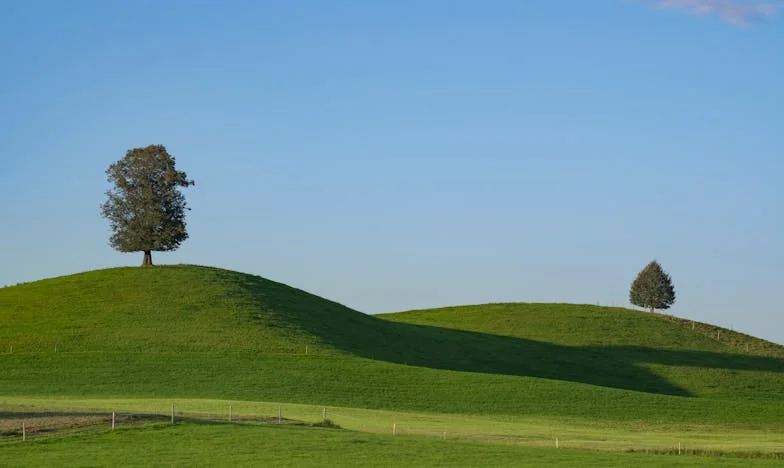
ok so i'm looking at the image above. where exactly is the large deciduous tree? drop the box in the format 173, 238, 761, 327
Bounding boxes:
629, 260, 676, 313
100, 145, 194, 266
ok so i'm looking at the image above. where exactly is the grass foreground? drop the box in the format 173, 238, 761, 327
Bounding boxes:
1, 265, 782, 465
3, 397, 783, 455
2, 420, 782, 468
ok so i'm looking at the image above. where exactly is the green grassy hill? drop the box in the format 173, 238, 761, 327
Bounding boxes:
0, 265, 358, 354
381, 303, 783, 354
380, 304, 784, 400
1, 265, 782, 426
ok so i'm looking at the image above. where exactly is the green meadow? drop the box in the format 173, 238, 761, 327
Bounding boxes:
1, 265, 782, 465
5, 421, 782, 468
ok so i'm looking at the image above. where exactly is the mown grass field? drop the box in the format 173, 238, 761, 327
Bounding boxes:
2, 421, 782, 467
1, 265, 782, 465
4, 396, 783, 454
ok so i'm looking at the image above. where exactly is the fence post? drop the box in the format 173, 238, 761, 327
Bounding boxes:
171, 402, 175, 425
22, 421, 26, 441
229, 405, 232, 422
278, 407, 281, 424
322, 407, 326, 422
555, 437, 559, 449
393, 423, 396, 436
112, 411, 116, 430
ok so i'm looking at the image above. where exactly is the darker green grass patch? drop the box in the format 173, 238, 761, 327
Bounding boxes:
626, 448, 784, 460
1, 352, 782, 426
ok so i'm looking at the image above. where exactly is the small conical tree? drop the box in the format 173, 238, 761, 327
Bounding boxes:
629, 260, 676, 313
100, 145, 194, 266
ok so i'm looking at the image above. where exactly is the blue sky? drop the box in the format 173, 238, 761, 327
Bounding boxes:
1, 1, 782, 344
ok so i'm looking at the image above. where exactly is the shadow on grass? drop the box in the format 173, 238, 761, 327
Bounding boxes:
235, 270, 784, 397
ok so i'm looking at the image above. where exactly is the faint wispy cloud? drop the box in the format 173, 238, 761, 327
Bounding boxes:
648, 0, 781, 25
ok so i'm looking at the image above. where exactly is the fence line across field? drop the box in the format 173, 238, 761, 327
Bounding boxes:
0, 404, 306, 443
1, 404, 781, 457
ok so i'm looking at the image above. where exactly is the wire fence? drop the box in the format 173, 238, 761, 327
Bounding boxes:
0, 405, 299, 444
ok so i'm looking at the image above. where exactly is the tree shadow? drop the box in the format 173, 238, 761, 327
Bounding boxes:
333, 320, 784, 397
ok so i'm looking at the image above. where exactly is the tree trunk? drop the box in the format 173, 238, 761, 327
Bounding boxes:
649, 304, 654, 314
142, 250, 153, 267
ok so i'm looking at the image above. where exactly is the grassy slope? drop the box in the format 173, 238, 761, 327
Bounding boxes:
379, 303, 784, 401
4, 353, 783, 425
1, 265, 782, 426
380, 303, 783, 353
3, 422, 778, 468
0, 266, 336, 353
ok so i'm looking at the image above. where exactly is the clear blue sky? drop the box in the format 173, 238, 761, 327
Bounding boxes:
1, 1, 782, 344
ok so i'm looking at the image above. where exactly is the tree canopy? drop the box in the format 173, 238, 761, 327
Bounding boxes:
100, 145, 194, 266
629, 260, 676, 313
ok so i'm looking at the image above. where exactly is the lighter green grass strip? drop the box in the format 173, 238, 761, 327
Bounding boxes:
4, 396, 782, 454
